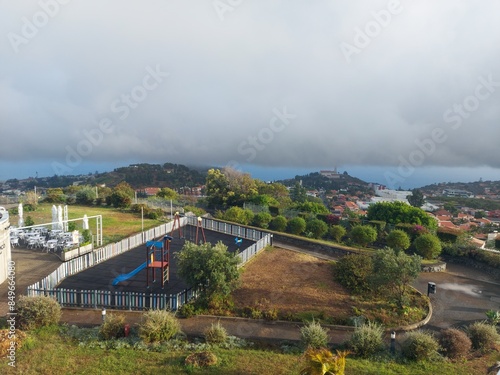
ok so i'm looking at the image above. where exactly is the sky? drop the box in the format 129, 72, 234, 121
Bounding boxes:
1, 1, 500, 189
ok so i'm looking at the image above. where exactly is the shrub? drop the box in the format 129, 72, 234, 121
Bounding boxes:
17, 295, 61, 330
413, 234, 442, 259
386, 229, 411, 252
466, 321, 500, 350
252, 212, 273, 229
99, 313, 125, 340
439, 328, 471, 359
332, 253, 373, 294
485, 310, 500, 325
263, 308, 279, 321
300, 320, 329, 349
287, 217, 307, 235
185, 351, 218, 367
401, 330, 441, 361
269, 215, 287, 232
177, 302, 198, 319
329, 225, 346, 243
348, 321, 385, 357
350, 225, 377, 247
139, 310, 182, 343
306, 218, 328, 239
204, 321, 228, 344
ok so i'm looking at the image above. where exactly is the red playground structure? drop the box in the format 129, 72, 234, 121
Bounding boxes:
146, 235, 172, 288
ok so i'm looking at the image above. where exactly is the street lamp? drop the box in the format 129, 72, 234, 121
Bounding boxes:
390, 331, 396, 354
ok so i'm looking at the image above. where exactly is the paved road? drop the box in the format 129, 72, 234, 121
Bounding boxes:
0, 247, 61, 315
413, 263, 500, 331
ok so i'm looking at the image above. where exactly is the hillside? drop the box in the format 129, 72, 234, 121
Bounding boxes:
92, 163, 207, 189
419, 180, 500, 199
278, 171, 373, 194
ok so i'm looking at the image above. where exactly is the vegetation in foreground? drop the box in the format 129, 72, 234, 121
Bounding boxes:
0, 319, 499, 375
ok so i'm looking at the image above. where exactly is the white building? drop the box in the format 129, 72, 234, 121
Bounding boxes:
0, 207, 12, 285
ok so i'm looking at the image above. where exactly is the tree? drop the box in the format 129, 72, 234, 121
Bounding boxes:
252, 212, 273, 229
44, 188, 66, 203
413, 234, 442, 259
205, 168, 258, 208
109, 182, 134, 208
290, 181, 307, 203
175, 241, 240, 307
157, 187, 178, 200
269, 215, 287, 232
350, 225, 377, 247
293, 201, 330, 215
329, 225, 346, 243
443, 202, 459, 215
223, 206, 254, 225
256, 181, 291, 208
407, 189, 425, 208
369, 248, 422, 308
75, 186, 96, 205
367, 201, 437, 230
287, 217, 306, 235
306, 218, 328, 239
386, 229, 411, 252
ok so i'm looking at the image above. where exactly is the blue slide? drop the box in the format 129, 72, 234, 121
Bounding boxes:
112, 261, 148, 286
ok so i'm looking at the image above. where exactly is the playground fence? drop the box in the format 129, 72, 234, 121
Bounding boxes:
26, 217, 270, 311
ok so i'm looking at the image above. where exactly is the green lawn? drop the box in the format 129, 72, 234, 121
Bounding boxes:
1, 325, 498, 375
11, 203, 165, 245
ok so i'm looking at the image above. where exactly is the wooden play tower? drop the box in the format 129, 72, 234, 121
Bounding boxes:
195, 216, 206, 244
171, 212, 183, 239
146, 235, 172, 288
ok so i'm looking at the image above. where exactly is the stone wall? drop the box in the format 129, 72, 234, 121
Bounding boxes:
443, 255, 500, 281
421, 262, 447, 272
271, 233, 358, 259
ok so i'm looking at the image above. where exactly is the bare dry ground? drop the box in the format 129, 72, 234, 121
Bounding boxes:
232, 247, 353, 322
232, 247, 427, 326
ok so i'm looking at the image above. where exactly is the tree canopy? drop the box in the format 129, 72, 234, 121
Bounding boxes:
175, 241, 240, 307
407, 189, 425, 208
205, 168, 258, 208
369, 248, 422, 308
367, 201, 437, 230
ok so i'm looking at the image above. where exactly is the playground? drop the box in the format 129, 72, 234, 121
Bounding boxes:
56, 224, 256, 295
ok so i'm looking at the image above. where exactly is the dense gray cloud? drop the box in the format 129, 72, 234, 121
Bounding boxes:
1, 0, 500, 183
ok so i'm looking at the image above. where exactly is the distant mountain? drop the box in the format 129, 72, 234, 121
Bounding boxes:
1, 163, 208, 191
277, 171, 373, 194
92, 163, 207, 189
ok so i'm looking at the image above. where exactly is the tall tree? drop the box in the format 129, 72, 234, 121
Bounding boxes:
370, 248, 422, 308
290, 181, 307, 203
407, 189, 425, 208
175, 241, 240, 307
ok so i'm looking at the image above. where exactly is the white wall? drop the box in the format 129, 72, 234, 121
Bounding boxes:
0, 213, 12, 285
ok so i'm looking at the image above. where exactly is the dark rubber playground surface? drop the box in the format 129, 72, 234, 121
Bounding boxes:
56, 226, 255, 295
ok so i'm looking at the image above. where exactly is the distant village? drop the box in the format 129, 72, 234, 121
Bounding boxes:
2, 167, 500, 249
